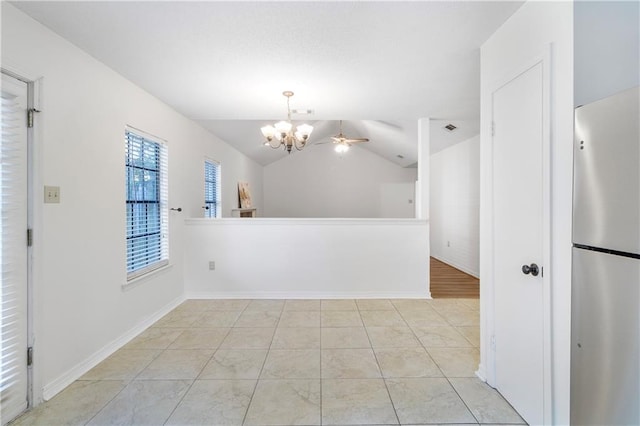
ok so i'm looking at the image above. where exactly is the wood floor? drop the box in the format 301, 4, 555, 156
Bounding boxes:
430, 257, 479, 299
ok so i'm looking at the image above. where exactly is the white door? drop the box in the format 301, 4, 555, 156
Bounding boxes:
492, 61, 545, 425
0, 73, 30, 424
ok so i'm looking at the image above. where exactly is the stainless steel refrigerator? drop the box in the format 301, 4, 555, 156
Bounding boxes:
571, 85, 639, 425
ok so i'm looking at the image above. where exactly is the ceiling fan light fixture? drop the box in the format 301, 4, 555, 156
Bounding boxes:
262, 91, 314, 153
335, 143, 349, 153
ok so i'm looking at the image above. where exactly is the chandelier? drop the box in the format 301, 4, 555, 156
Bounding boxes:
261, 91, 313, 153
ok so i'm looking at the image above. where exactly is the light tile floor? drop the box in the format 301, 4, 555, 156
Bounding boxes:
12, 298, 527, 425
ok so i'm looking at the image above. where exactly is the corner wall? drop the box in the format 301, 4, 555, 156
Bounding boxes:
430, 135, 480, 277
480, 1, 573, 424
1, 3, 263, 401
574, 1, 639, 106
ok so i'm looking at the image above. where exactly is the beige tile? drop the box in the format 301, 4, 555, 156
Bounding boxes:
321, 348, 381, 379
174, 299, 219, 312
321, 311, 363, 327
166, 379, 255, 425
168, 328, 229, 350
206, 299, 251, 311
124, 327, 183, 350
450, 378, 526, 424
322, 379, 398, 425
234, 310, 281, 327
412, 326, 473, 348
429, 299, 467, 310
284, 299, 321, 311
87, 380, 191, 425
391, 299, 433, 311
399, 308, 449, 327
10, 380, 125, 426
356, 299, 396, 311
196, 310, 241, 327
137, 349, 213, 379
244, 379, 321, 425
432, 305, 480, 326
375, 348, 443, 378
360, 310, 406, 327
245, 299, 285, 311
261, 349, 320, 379
272, 327, 321, 349
81, 349, 160, 380
321, 327, 371, 349
219, 327, 275, 349
386, 378, 476, 424
428, 347, 480, 377
458, 298, 480, 311
321, 299, 358, 311
153, 310, 202, 328
457, 326, 481, 347
366, 327, 421, 348
278, 310, 321, 327
199, 349, 267, 379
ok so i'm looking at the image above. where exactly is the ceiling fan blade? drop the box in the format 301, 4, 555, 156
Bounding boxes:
344, 137, 369, 143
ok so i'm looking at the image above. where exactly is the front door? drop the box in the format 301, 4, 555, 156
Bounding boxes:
0, 72, 30, 425
491, 61, 546, 425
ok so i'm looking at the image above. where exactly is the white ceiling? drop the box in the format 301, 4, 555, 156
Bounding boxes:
12, 1, 522, 166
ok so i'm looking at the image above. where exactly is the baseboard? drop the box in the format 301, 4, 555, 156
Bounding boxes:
475, 363, 487, 382
185, 291, 431, 300
42, 295, 185, 401
431, 254, 479, 279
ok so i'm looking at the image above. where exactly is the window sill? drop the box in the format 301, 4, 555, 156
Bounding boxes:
122, 263, 173, 291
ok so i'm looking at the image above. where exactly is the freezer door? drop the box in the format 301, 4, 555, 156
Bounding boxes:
571, 247, 639, 425
573, 86, 640, 254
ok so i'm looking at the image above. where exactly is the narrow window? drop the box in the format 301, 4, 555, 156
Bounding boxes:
125, 129, 168, 280
204, 159, 221, 218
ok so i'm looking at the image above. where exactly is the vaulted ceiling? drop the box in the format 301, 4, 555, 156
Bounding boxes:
12, 1, 522, 166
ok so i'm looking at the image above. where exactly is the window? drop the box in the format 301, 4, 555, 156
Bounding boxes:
125, 128, 168, 280
204, 159, 221, 218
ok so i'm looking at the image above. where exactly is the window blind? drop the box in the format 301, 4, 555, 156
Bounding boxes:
204, 160, 220, 218
125, 129, 168, 280
1, 75, 29, 423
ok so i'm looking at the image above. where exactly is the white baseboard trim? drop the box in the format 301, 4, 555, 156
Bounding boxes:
185, 291, 431, 300
431, 254, 479, 279
42, 295, 185, 401
475, 363, 487, 382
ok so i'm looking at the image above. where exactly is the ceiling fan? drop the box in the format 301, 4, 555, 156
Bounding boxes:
330, 120, 369, 153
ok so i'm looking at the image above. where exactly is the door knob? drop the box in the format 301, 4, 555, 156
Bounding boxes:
522, 263, 539, 276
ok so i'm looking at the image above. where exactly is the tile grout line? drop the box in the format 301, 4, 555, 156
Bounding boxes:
161, 301, 242, 425
359, 300, 402, 426
406, 300, 481, 426
240, 299, 284, 426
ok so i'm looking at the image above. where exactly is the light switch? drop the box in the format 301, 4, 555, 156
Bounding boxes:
44, 186, 60, 203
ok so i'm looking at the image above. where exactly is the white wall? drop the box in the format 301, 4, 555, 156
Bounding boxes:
480, 1, 573, 424
1, 3, 263, 401
263, 142, 416, 218
184, 219, 430, 298
574, 1, 639, 107
430, 135, 479, 277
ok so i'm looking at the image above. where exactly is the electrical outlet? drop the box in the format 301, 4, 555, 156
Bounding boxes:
447, 241, 450, 247
44, 186, 60, 203
209, 261, 216, 270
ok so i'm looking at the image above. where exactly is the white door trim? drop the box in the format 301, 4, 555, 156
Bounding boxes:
1, 67, 42, 407
480, 45, 552, 424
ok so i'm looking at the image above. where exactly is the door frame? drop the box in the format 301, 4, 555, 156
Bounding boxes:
480, 46, 552, 424
1, 66, 41, 409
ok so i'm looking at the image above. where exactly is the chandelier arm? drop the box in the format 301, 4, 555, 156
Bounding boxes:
294, 139, 306, 151
266, 139, 283, 149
